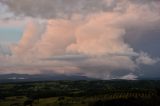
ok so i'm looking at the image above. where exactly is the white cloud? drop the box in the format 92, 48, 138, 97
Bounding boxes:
119, 73, 138, 80
136, 52, 159, 65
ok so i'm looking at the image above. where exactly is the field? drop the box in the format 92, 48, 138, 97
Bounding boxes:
0, 80, 160, 106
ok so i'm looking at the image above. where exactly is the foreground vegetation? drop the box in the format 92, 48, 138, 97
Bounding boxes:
0, 80, 160, 106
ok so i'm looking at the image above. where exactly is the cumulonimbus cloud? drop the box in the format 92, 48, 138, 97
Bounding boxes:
0, 0, 159, 79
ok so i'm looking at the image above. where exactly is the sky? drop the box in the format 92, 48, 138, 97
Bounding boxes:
0, 0, 160, 80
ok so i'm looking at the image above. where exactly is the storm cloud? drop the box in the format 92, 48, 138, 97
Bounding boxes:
0, 0, 160, 79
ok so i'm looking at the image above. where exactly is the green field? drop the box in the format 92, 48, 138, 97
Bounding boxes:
0, 80, 160, 106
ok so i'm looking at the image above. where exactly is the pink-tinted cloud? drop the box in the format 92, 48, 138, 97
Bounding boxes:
0, 0, 159, 79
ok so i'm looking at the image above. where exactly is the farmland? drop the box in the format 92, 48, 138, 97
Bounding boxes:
0, 80, 160, 106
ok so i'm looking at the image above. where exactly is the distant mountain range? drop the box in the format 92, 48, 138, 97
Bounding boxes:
0, 73, 160, 83
0, 73, 94, 83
